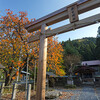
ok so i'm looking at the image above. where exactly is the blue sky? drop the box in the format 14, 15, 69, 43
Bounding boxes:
0, 0, 100, 42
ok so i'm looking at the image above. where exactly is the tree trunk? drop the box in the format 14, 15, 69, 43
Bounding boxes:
68, 65, 74, 85
5, 76, 11, 86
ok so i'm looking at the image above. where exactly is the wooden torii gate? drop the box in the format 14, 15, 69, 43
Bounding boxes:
25, 0, 100, 100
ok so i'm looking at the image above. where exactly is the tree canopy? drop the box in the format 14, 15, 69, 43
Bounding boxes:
62, 37, 96, 61
0, 9, 65, 85
61, 37, 97, 75
95, 26, 100, 60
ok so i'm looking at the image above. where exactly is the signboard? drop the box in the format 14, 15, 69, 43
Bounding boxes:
68, 4, 79, 23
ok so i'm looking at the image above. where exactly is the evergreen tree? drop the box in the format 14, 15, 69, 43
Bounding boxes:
62, 39, 80, 56
62, 39, 81, 75
95, 26, 100, 59
62, 37, 96, 61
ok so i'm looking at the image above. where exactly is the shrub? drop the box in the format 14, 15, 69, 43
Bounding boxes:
64, 84, 76, 89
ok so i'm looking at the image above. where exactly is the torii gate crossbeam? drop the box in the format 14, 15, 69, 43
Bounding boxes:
25, 0, 100, 100
28, 13, 100, 43
25, 0, 100, 32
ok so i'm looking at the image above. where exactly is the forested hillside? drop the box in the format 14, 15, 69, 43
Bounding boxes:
62, 37, 96, 61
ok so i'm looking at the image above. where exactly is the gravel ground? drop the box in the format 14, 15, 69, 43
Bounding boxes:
0, 86, 100, 100
56, 86, 100, 100
95, 87, 100, 100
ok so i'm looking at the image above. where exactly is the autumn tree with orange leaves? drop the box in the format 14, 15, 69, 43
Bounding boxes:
0, 9, 65, 85
29, 36, 65, 76
47, 37, 65, 75
0, 9, 31, 85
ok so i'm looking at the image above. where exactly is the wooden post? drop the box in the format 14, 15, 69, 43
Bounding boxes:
11, 83, 17, 100
0, 83, 5, 98
1, 83, 5, 94
36, 24, 48, 100
26, 84, 31, 100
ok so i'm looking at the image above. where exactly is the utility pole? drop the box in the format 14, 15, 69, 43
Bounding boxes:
33, 60, 36, 91
26, 56, 29, 98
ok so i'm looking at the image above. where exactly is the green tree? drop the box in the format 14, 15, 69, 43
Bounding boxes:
95, 26, 100, 59
62, 39, 80, 56
62, 39, 81, 75
62, 37, 97, 75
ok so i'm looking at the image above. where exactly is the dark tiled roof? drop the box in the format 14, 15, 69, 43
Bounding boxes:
74, 66, 96, 73
46, 72, 57, 77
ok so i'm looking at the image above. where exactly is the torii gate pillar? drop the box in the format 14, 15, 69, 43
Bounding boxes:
36, 24, 48, 100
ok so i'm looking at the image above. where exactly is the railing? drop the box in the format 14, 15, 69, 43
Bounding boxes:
0, 82, 32, 100
0, 83, 13, 99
